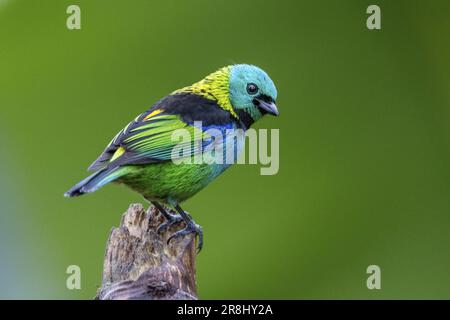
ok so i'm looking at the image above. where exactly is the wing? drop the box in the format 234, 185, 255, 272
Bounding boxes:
88, 93, 237, 171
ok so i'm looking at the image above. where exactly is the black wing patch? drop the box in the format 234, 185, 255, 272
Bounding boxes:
87, 93, 237, 171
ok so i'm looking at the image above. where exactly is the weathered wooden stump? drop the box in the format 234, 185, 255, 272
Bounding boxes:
95, 203, 198, 300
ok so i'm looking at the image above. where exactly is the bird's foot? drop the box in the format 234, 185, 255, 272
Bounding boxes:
157, 213, 184, 234
167, 221, 203, 253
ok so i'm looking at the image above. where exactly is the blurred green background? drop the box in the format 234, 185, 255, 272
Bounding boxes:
0, 0, 449, 299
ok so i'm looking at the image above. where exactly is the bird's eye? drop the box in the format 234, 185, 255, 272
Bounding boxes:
246, 83, 259, 95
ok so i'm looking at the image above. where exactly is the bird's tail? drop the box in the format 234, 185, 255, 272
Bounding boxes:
64, 166, 128, 197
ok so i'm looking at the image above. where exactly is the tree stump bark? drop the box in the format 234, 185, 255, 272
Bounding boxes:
95, 203, 198, 300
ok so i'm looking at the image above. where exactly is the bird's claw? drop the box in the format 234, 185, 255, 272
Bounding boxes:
167, 222, 203, 252
157, 214, 184, 234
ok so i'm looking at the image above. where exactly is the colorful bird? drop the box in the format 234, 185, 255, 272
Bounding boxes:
65, 64, 278, 251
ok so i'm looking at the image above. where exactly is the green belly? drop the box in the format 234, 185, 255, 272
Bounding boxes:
116, 161, 226, 204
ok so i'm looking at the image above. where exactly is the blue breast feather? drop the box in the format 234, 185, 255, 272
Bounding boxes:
193, 122, 245, 165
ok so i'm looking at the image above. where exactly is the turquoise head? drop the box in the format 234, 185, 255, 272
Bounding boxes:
229, 64, 278, 122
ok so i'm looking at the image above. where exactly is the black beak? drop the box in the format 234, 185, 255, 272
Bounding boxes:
253, 95, 279, 116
